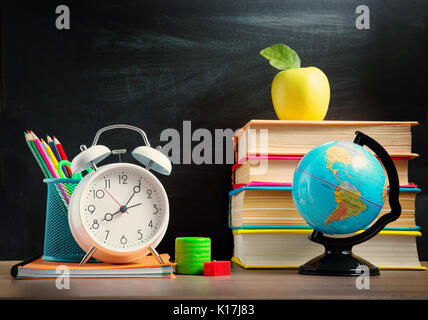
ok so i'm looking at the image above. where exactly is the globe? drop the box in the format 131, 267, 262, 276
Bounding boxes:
292, 141, 386, 235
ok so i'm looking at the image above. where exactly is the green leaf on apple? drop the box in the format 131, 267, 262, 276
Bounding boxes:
260, 44, 301, 71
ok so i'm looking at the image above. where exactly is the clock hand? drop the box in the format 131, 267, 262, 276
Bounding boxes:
126, 203, 142, 210
101, 203, 142, 222
124, 191, 136, 208
124, 182, 141, 207
104, 188, 129, 214
104, 188, 121, 207
101, 208, 121, 222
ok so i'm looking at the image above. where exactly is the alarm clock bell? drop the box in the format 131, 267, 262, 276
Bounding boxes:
71, 125, 171, 176
132, 146, 171, 175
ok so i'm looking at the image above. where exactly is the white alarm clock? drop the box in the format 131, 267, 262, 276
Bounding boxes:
68, 124, 172, 265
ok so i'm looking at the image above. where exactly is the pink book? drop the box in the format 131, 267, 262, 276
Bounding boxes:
232, 182, 418, 190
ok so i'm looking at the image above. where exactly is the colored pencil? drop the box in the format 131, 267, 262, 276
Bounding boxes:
27, 130, 52, 178
31, 131, 59, 179
26, 130, 71, 204
24, 132, 49, 178
41, 138, 59, 173
53, 136, 68, 160
28, 131, 70, 201
53, 136, 73, 178
41, 140, 73, 197
47, 135, 62, 163
49, 134, 71, 178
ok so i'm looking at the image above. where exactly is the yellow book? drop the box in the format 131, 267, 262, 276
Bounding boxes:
232, 229, 425, 271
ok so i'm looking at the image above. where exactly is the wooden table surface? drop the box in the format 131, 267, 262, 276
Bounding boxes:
1, 261, 427, 300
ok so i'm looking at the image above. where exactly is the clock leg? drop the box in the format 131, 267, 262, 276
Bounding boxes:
80, 246, 97, 265
148, 246, 165, 265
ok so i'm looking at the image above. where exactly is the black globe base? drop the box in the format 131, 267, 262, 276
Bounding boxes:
299, 249, 380, 276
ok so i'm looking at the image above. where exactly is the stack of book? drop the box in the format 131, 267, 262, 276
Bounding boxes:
230, 120, 425, 270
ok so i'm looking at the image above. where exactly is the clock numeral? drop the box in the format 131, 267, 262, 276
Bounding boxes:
148, 219, 153, 229
105, 230, 110, 240
118, 174, 128, 184
137, 229, 143, 240
90, 189, 105, 199
87, 205, 95, 214
92, 219, 99, 230
153, 204, 159, 214
104, 179, 111, 189
120, 235, 127, 245
147, 189, 152, 199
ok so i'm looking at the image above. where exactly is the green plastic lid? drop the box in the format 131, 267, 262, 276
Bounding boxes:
175, 237, 211, 275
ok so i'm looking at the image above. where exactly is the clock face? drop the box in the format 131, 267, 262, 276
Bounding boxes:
78, 164, 168, 253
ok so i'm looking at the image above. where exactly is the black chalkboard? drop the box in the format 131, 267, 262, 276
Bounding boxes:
1, 0, 427, 261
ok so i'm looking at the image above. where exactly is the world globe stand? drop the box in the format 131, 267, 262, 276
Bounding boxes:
299, 131, 402, 276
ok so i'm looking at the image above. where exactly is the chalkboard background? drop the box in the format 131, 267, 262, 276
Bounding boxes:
1, 0, 427, 261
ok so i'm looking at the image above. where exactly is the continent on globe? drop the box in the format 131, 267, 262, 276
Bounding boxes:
325, 144, 352, 176
325, 182, 367, 225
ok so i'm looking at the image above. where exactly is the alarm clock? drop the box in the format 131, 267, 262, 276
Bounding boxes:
68, 124, 172, 265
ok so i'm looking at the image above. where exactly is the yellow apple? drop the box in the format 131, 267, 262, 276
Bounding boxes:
271, 66, 330, 120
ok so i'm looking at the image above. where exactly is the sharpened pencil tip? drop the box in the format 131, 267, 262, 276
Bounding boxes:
25, 132, 32, 141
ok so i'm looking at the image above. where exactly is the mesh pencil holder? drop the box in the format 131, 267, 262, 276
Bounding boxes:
42, 178, 86, 262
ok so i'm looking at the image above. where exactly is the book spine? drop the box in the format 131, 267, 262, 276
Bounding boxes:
10, 254, 42, 278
